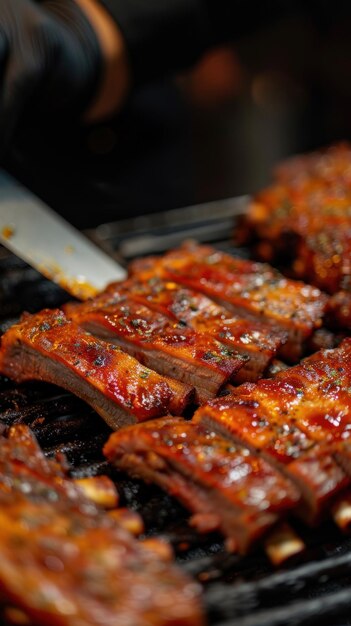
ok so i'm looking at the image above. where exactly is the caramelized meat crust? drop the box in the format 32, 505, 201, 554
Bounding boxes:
195, 339, 351, 523
240, 142, 351, 295
0, 424, 204, 626
68, 277, 285, 383
0, 309, 193, 429
129, 242, 327, 362
66, 298, 245, 404
104, 416, 300, 554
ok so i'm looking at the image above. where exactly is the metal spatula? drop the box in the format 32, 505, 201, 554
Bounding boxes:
0, 169, 127, 300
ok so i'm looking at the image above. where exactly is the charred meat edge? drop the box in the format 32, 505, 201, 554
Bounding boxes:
104, 417, 300, 554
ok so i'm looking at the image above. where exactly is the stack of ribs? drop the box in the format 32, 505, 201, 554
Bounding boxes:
104, 415, 300, 555
64, 297, 245, 405
65, 275, 284, 383
0, 309, 194, 430
0, 423, 204, 626
0, 241, 339, 563
237, 142, 351, 305
105, 339, 351, 554
0, 243, 327, 429
128, 241, 327, 362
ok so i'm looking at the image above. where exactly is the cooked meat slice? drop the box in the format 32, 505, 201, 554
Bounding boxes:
0, 309, 193, 430
104, 416, 300, 554
0, 424, 204, 626
67, 299, 245, 404
238, 143, 351, 294
129, 242, 327, 362
241, 338, 351, 446
0, 422, 67, 487
195, 339, 351, 524
74, 277, 285, 383
292, 226, 351, 294
195, 393, 347, 524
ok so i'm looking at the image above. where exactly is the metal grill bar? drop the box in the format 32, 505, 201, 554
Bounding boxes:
214, 588, 351, 626
205, 548, 351, 619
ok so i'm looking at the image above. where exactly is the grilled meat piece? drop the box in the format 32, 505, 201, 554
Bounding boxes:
239, 143, 351, 294
68, 277, 285, 383
195, 339, 351, 524
0, 422, 66, 484
0, 309, 193, 430
195, 394, 347, 525
242, 143, 351, 245
67, 299, 245, 404
292, 225, 351, 295
104, 416, 300, 554
247, 194, 351, 295
129, 242, 327, 362
0, 424, 204, 626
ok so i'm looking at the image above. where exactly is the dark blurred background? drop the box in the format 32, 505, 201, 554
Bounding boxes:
5, 10, 351, 229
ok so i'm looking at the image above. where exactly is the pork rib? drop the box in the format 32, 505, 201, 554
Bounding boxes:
129, 242, 327, 362
194, 339, 351, 524
0, 423, 204, 626
0, 309, 194, 429
66, 299, 245, 404
239, 142, 351, 294
104, 416, 300, 554
67, 277, 285, 383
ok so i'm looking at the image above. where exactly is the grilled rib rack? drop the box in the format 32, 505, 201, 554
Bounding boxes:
1, 199, 351, 626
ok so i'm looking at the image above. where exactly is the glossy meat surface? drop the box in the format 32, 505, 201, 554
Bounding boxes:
241, 142, 351, 294
195, 340, 351, 522
129, 242, 327, 361
73, 277, 285, 383
0, 309, 192, 429
67, 298, 245, 403
104, 416, 300, 554
0, 424, 204, 626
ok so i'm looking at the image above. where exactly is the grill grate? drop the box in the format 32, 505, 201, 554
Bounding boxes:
1, 203, 351, 626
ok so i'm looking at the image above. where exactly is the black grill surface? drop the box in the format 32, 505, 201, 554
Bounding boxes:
1, 204, 351, 626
